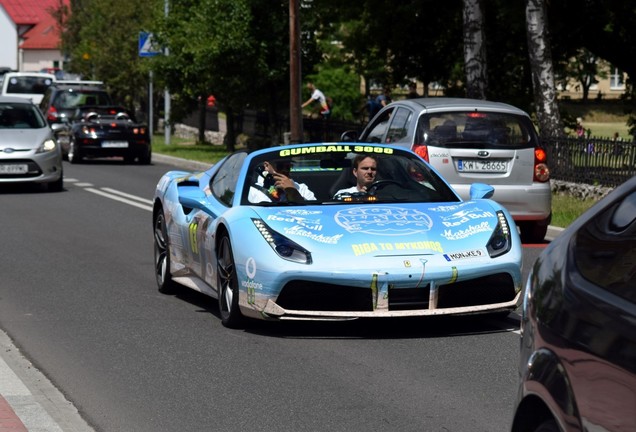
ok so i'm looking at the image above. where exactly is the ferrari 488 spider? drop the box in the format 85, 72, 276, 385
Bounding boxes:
153, 143, 522, 328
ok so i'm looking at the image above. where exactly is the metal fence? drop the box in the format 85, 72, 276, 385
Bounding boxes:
302, 117, 363, 143
543, 137, 636, 188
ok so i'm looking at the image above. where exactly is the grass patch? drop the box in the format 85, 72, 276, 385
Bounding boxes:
561, 100, 633, 139
550, 193, 596, 227
153, 135, 229, 164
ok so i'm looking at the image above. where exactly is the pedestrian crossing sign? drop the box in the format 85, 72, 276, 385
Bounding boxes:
139, 32, 161, 57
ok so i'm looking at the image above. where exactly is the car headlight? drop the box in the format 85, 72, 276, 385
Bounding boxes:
487, 211, 512, 257
36, 139, 57, 154
252, 218, 312, 264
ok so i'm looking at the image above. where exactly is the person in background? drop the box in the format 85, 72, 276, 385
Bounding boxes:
375, 86, 392, 109
302, 82, 330, 119
406, 82, 420, 99
575, 117, 585, 137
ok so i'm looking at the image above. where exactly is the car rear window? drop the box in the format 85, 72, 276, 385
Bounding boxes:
416, 112, 537, 149
54, 90, 112, 109
5, 76, 54, 95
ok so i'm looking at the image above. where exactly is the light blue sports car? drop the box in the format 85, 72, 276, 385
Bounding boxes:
153, 143, 522, 328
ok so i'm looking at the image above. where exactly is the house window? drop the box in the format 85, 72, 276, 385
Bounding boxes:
610, 67, 625, 90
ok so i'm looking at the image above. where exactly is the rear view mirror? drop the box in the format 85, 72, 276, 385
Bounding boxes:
340, 130, 358, 142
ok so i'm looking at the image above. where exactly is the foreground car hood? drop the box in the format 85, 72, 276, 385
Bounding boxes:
251, 201, 505, 258
0, 128, 52, 150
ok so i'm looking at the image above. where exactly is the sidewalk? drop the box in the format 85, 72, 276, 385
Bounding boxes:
0, 330, 93, 432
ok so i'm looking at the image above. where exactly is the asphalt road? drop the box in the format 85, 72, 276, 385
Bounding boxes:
0, 156, 546, 432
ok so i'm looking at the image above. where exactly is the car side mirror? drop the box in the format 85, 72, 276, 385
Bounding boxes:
469, 183, 495, 200
50, 122, 67, 132
178, 186, 207, 212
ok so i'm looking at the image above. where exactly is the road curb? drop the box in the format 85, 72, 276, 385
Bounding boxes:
545, 225, 565, 241
0, 329, 94, 431
152, 153, 212, 172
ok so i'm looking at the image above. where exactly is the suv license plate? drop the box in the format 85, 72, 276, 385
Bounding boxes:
457, 159, 507, 173
0, 164, 28, 174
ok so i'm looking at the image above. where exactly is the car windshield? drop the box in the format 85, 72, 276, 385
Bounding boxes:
55, 90, 112, 109
5, 76, 54, 95
0, 103, 47, 129
416, 112, 536, 149
242, 144, 460, 205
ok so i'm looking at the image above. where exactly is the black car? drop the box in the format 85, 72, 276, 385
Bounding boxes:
511, 177, 636, 432
39, 81, 112, 126
57, 105, 151, 164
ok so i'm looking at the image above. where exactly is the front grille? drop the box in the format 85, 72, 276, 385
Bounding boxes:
274, 273, 515, 313
437, 273, 516, 308
276, 281, 373, 312
389, 286, 430, 310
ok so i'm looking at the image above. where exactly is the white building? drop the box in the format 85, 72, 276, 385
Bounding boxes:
0, 0, 68, 72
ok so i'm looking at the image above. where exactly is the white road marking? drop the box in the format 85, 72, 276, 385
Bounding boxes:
101, 187, 153, 205
84, 187, 153, 211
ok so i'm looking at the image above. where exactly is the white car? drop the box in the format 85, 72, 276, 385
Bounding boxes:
0, 96, 63, 191
0, 72, 56, 104
345, 97, 551, 243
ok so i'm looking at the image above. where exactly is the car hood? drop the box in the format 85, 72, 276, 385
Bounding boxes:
251, 201, 505, 256
0, 128, 53, 150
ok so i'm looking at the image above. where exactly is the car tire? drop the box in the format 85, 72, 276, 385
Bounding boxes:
68, 139, 83, 164
139, 150, 152, 165
47, 171, 64, 192
519, 221, 548, 243
217, 233, 244, 328
153, 210, 178, 294
534, 419, 559, 432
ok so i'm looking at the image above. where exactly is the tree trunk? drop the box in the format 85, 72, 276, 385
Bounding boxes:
463, 0, 488, 100
525, 0, 563, 137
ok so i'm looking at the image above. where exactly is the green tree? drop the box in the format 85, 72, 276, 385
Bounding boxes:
152, 0, 258, 151
60, 0, 160, 114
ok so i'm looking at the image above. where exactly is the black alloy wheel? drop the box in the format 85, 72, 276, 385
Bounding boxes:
154, 210, 178, 294
217, 234, 243, 328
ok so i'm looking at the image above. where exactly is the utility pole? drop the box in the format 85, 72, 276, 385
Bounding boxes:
164, 0, 171, 144
289, 0, 302, 143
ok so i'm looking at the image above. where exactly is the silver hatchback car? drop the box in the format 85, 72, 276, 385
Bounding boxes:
0, 96, 63, 191
346, 97, 551, 243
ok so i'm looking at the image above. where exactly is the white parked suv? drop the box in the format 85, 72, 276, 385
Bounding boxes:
344, 97, 551, 243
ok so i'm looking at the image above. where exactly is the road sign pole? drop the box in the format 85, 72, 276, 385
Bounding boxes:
149, 70, 153, 136
164, 0, 171, 145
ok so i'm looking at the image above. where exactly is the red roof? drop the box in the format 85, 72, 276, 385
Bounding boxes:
0, 0, 69, 50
